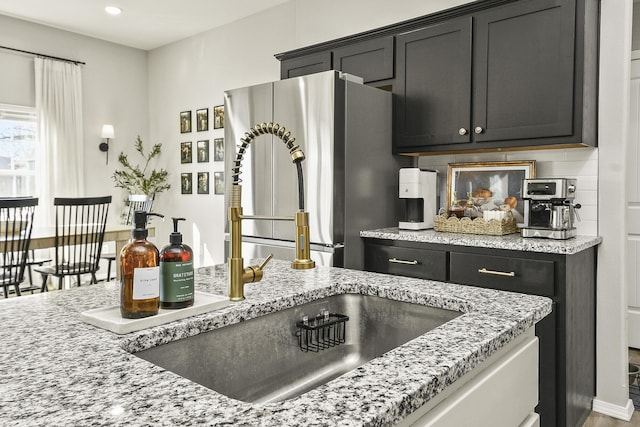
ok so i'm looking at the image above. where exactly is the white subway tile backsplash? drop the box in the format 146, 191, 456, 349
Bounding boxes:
505, 149, 563, 162
564, 147, 598, 161
578, 220, 598, 236
546, 160, 598, 177
453, 152, 508, 163
575, 189, 597, 205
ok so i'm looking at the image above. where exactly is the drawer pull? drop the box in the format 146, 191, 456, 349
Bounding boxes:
478, 268, 515, 277
388, 258, 419, 265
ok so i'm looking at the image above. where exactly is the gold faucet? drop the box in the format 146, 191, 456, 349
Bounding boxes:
228, 123, 315, 301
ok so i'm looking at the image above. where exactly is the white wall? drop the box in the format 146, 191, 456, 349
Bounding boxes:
0, 14, 149, 224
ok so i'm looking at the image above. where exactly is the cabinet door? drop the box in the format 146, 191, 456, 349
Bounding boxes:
333, 36, 394, 83
394, 18, 472, 150
280, 51, 332, 80
472, 0, 575, 143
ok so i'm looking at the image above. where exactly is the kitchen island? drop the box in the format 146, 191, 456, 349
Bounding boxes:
1, 260, 551, 426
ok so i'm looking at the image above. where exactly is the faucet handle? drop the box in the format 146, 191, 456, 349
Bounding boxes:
259, 254, 274, 270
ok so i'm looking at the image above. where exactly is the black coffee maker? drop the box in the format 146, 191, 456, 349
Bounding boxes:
521, 178, 581, 239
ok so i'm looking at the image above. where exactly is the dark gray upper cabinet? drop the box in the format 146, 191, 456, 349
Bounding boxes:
276, 0, 598, 154
333, 36, 394, 83
280, 51, 332, 80
394, 0, 597, 154
394, 18, 472, 148
472, 0, 576, 143
279, 36, 394, 84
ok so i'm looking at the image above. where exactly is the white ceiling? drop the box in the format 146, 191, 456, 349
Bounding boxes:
0, 0, 290, 51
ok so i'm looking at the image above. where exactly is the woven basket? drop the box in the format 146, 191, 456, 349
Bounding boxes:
433, 214, 517, 236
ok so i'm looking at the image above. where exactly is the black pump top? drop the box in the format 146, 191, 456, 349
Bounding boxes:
132, 211, 164, 239
170, 217, 186, 245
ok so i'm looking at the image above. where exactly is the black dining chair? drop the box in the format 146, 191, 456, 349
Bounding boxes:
36, 196, 111, 291
0, 197, 38, 298
100, 194, 153, 281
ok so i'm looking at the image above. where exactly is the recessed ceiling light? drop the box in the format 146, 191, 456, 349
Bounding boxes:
105, 6, 122, 15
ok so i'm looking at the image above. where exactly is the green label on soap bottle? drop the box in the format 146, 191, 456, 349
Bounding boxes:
160, 261, 194, 303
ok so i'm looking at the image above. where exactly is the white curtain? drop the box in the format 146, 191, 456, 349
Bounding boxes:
34, 57, 84, 226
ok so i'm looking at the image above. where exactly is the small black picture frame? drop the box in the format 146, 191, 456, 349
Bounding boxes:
196, 108, 208, 132
197, 140, 209, 163
214, 171, 224, 195
180, 111, 192, 133
181, 141, 192, 164
213, 138, 224, 162
197, 172, 209, 194
213, 105, 224, 129
181, 173, 192, 194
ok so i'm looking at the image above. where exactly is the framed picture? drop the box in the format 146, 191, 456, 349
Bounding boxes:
447, 161, 536, 227
197, 172, 209, 194
180, 141, 192, 164
197, 140, 209, 163
181, 173, 192, 194
213, 138, 224, 162
180, 111, 191, 133
213, 105, 224, 129
196, 108, 208, 132
214, 171, 224, 195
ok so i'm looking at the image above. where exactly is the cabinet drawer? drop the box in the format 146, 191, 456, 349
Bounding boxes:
449, 252, 554, 296
364, 243, 447, 281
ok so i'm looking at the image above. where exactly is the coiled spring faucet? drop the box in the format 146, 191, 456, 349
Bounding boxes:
228, 122, 315, 301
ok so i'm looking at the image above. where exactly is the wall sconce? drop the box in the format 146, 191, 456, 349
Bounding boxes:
100, 124, 115, 164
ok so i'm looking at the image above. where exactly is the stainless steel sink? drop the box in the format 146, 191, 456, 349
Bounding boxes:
134, 293, 461, 403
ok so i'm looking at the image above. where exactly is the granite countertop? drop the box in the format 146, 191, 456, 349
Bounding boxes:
1, 260, 551, 426
361, 227, 602, 255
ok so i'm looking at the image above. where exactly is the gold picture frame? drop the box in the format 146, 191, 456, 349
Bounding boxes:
447, 160, 536, 227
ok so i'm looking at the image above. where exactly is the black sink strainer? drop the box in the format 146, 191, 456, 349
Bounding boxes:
295, 311, 349, 352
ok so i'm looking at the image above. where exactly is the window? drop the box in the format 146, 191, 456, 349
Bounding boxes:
0, 104, 37, 197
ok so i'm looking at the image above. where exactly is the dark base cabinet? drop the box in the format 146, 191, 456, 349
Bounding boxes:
363, 237, 596, 427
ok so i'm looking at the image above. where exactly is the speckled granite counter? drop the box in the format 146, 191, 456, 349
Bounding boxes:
361, 227, 601, 255
1, 260, 551, 426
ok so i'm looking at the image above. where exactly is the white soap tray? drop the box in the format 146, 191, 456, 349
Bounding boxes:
80, 291, 232, 335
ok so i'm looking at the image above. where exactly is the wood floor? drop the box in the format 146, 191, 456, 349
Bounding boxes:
581, 349, 640, 426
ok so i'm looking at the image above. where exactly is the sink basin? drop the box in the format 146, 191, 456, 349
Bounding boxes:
134, 293, 461, 403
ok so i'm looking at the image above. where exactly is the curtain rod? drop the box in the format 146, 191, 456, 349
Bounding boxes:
0, 45, 85, 65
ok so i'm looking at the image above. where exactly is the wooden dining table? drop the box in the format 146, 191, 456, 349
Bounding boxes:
24, 224, 155, 280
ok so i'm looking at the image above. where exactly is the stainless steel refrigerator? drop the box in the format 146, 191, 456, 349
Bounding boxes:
224, 70, 408, 269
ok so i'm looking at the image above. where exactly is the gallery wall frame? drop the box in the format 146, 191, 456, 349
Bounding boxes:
180, 111, 191, 133
197, 172, 209, 194
180, 141, 192, 164
213, 105, 224, 129
213, 138, 224, 162
196, 108, 209, 132
181, 173, 192, 194
214, 171, 224, 195
197, 140, 209, 163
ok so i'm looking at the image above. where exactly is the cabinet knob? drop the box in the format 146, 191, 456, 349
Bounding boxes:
458, 128, 468, 136
474, 126, 484, 134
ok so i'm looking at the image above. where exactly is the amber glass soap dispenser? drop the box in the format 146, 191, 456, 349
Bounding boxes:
160, 217, 194, 309
120, 211, 164, 319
